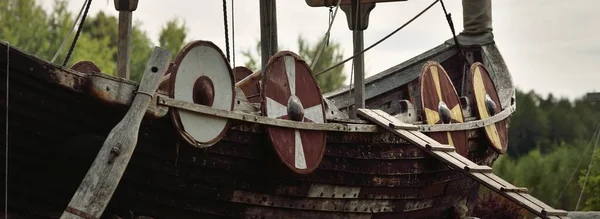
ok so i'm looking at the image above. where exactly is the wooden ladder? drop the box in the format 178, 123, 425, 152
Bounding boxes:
357, 109, 570, 219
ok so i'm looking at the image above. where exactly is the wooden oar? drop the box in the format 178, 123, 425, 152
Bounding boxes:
235, 70, 262, 88
160, 69, 262, 90
60, 47, 172, 219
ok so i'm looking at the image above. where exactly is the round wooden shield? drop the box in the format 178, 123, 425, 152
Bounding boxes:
71, 61, 101, 73
470, 62, 508, 153
261, 51, 327, 174
420, 61, 468, 156
234, 66, 261, 103
169, 40, 235, 147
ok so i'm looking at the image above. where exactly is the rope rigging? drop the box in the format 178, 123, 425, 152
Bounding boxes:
346, 0, 359, 113
62, 0, 93, 67
439, 0, 470, 66
552, 123, 600, 207
315, 0, 440, 77
51, 0, 89, 63
309, 0, 342, 71
577, 125, 600, 210
223, 0, 231, 63
4, 41, 9, 219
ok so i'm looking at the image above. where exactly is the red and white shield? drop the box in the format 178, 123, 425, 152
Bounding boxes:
261, 51, 327, 174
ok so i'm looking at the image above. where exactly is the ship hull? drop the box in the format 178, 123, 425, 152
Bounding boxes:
0, 40, 510, 218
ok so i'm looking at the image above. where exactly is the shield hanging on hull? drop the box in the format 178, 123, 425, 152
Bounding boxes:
261, 51, 327, 174
470, 62, 508, 153
169, 40, 235, 148
420, 61, 468, 156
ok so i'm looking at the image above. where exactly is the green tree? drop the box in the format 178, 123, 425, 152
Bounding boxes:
578, 146, 600, 210
0, 0, 72, 62
159, 18, 188, 58
0, 0, 189, 83
77, 11, 154, 82
494, 141, 594, 211
507, 90, 548, 157
241, 35, 346, 93
241, 39, 261, 72
297, 35, 346, 93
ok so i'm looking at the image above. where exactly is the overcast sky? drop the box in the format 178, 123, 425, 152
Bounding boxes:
39, 0, 600, 100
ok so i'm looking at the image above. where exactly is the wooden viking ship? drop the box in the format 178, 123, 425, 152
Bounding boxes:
1, 0, 569, 219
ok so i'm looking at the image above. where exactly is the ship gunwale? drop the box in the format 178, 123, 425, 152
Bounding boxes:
0, 41, 514, 135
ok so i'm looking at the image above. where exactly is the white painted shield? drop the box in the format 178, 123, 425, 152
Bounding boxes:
169, 40, 234, 147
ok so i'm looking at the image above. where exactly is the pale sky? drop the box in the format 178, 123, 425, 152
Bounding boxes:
39, 0, 600, 100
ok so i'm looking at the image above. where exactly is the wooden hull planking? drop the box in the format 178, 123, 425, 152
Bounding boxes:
0, 40, 508, 218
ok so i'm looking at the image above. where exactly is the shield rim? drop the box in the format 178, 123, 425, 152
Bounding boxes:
168, 40, 235, 148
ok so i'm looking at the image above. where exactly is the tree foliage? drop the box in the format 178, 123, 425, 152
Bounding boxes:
297, 35, 346, 93
493, 89, 600, 211
159, 18, 188, 58
1, 0, 186, 82
241, 35, 347, 94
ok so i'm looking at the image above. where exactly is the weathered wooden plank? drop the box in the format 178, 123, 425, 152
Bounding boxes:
464, 165, 493, 173
235, 70, 262, 88
471, 172, 505, 191
445, 151, 480, 168
432, 151, 467, 170
371, 109, 419, 130
60, 47, 172, 219
357, 108, 568, 219
500, 187, 528, 193
88, 73, 168, 118
425, 143, 455, 152
159, 96, 396, 132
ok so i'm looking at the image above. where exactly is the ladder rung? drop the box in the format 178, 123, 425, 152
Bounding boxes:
425, 143, 455, 152
501, 186, 529, 193
542, 209, 569, 217
465, 165, 493, 173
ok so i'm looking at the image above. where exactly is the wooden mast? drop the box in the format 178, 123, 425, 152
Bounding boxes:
115, 0, 139, 79
340, 1, 375, 118
259, 0, 278, 71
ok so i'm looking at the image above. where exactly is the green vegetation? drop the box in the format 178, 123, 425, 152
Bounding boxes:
241, 35, 347, 94
493, 89, 600, 211
2, 0, 346, 93
0, 0, 184, 82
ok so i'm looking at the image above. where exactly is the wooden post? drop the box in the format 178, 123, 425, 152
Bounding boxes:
60, 47, 172, 219
235, 70, 262, 88
114, 0, 139, 79
352, 29, 365, 117
340, 1, 375, 118
259, 0, 278, 70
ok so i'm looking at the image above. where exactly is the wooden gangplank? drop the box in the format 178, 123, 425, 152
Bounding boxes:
357, 109, 570, 219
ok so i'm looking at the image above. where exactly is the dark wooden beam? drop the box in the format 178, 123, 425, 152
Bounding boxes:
114, 0, 139, 80
259, 0, 278, 71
